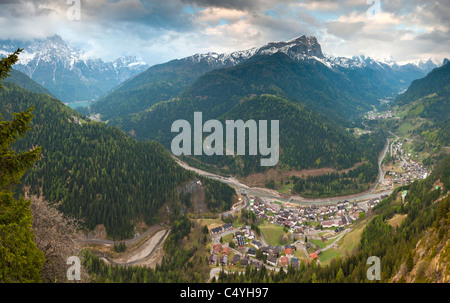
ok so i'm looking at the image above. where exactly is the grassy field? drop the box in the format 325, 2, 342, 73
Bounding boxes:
310, 238, 328, 249
222, 233, 233, 243
318, 248, 342, 265
277, 182, 294, 194
194, 218, 225, 230
259, 222, 287, 246
388, 214, 408, 228
194, 216, 245, 231
336, 227, 364, 253
318, 222, 366, 266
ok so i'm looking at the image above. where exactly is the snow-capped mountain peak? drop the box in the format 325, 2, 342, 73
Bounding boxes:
0, 35, 149, 102
184, 35, 324, 68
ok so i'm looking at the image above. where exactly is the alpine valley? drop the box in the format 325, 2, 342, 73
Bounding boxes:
1, 33, 449, 285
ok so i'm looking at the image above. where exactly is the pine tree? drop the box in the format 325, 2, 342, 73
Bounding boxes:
0, 49, 45, 282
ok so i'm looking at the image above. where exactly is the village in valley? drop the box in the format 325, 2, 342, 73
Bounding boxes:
206, 191, 388, 274
205, 127, 434, 276
196, 98, 441, 279
380, 139, 430, 190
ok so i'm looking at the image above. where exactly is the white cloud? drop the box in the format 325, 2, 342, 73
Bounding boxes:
0, 0, 448, 65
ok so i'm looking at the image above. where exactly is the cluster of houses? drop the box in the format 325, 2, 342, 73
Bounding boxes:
354, 128, 372, 136
250, 198, 366, 235
210, 223, 233, 236
249, 241, 304, 268
209, 221, 327, 270
385, 141, 430, 187
209, 242, 263, 269
366, 195, 389, 209
366, 110, 396, 120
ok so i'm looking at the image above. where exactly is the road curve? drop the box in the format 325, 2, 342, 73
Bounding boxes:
78, 224, 165, 246
173, 137, 392, 205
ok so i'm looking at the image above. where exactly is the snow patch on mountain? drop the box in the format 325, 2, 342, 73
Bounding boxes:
0, 35, 149, 102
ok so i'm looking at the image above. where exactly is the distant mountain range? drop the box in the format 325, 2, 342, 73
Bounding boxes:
106, 41, 391, 178
91, 35, 445, 121
2, 34, 446, 180
0, 35, 149, 102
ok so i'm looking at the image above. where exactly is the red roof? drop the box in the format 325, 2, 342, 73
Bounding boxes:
309, 253, 318, 259
213, 244, 222, 252
285, 248, 293, 255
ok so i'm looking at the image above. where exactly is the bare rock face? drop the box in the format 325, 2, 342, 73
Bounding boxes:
256, 35, 324, 59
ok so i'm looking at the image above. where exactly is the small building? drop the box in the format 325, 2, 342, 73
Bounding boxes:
267, 256, 277, 267
309, 253, 318, 260
273, 246, 282, 255
212, 243, 222, 254
209, 254, 217, 265
236, 235, 246, 247
222, 223, 233, 231
210, 226, 223, 235
222, 247, 230, 256
219, 255, 228, 266
240, 258, 249, 267
285, 248, 293, 257
291, 257, 299, 268
251, 259, 262, 269
247, 247, 256, 256
261, 246, 270, 256
279, 256, 289, 267
251, 239, 262, 249
231, 254, 241, 265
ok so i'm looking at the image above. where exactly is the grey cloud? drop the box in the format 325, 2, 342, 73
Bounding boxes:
326, 21, 364, 39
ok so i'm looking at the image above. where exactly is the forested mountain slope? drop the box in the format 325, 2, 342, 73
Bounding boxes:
393, 62, 450, 146
109, 54, 386, 180
92, 35, 428, 122
0, 82, 235, 239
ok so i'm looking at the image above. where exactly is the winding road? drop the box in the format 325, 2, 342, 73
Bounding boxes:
174, 136, 393, 205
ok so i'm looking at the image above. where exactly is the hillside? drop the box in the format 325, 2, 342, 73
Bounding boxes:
92, 35, 428, 123
108, 54, 386, 186
217, 153, 450, 283
186, 95, 384, 192
3, 69, 54, 97
0, 82, 235, 239
396, 62, 450, 107
371, 61, 450, 160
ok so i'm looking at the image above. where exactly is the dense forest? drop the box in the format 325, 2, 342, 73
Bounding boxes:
0, 81, 235, 240
291, 161, 380, 197
112, 93, 385, 186
89, 56, 221, 121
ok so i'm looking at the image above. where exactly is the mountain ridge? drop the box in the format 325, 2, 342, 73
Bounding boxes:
91, 34, 436, 121
0, 34, 149, 102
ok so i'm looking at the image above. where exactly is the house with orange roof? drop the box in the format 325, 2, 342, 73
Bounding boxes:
285, 248, 293, 257
279, 256, 289, 267
212, 243, 222, 254
222, 247, 230, 256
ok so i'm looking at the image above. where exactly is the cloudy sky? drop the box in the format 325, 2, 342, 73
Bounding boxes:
0, 0, 449, 65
